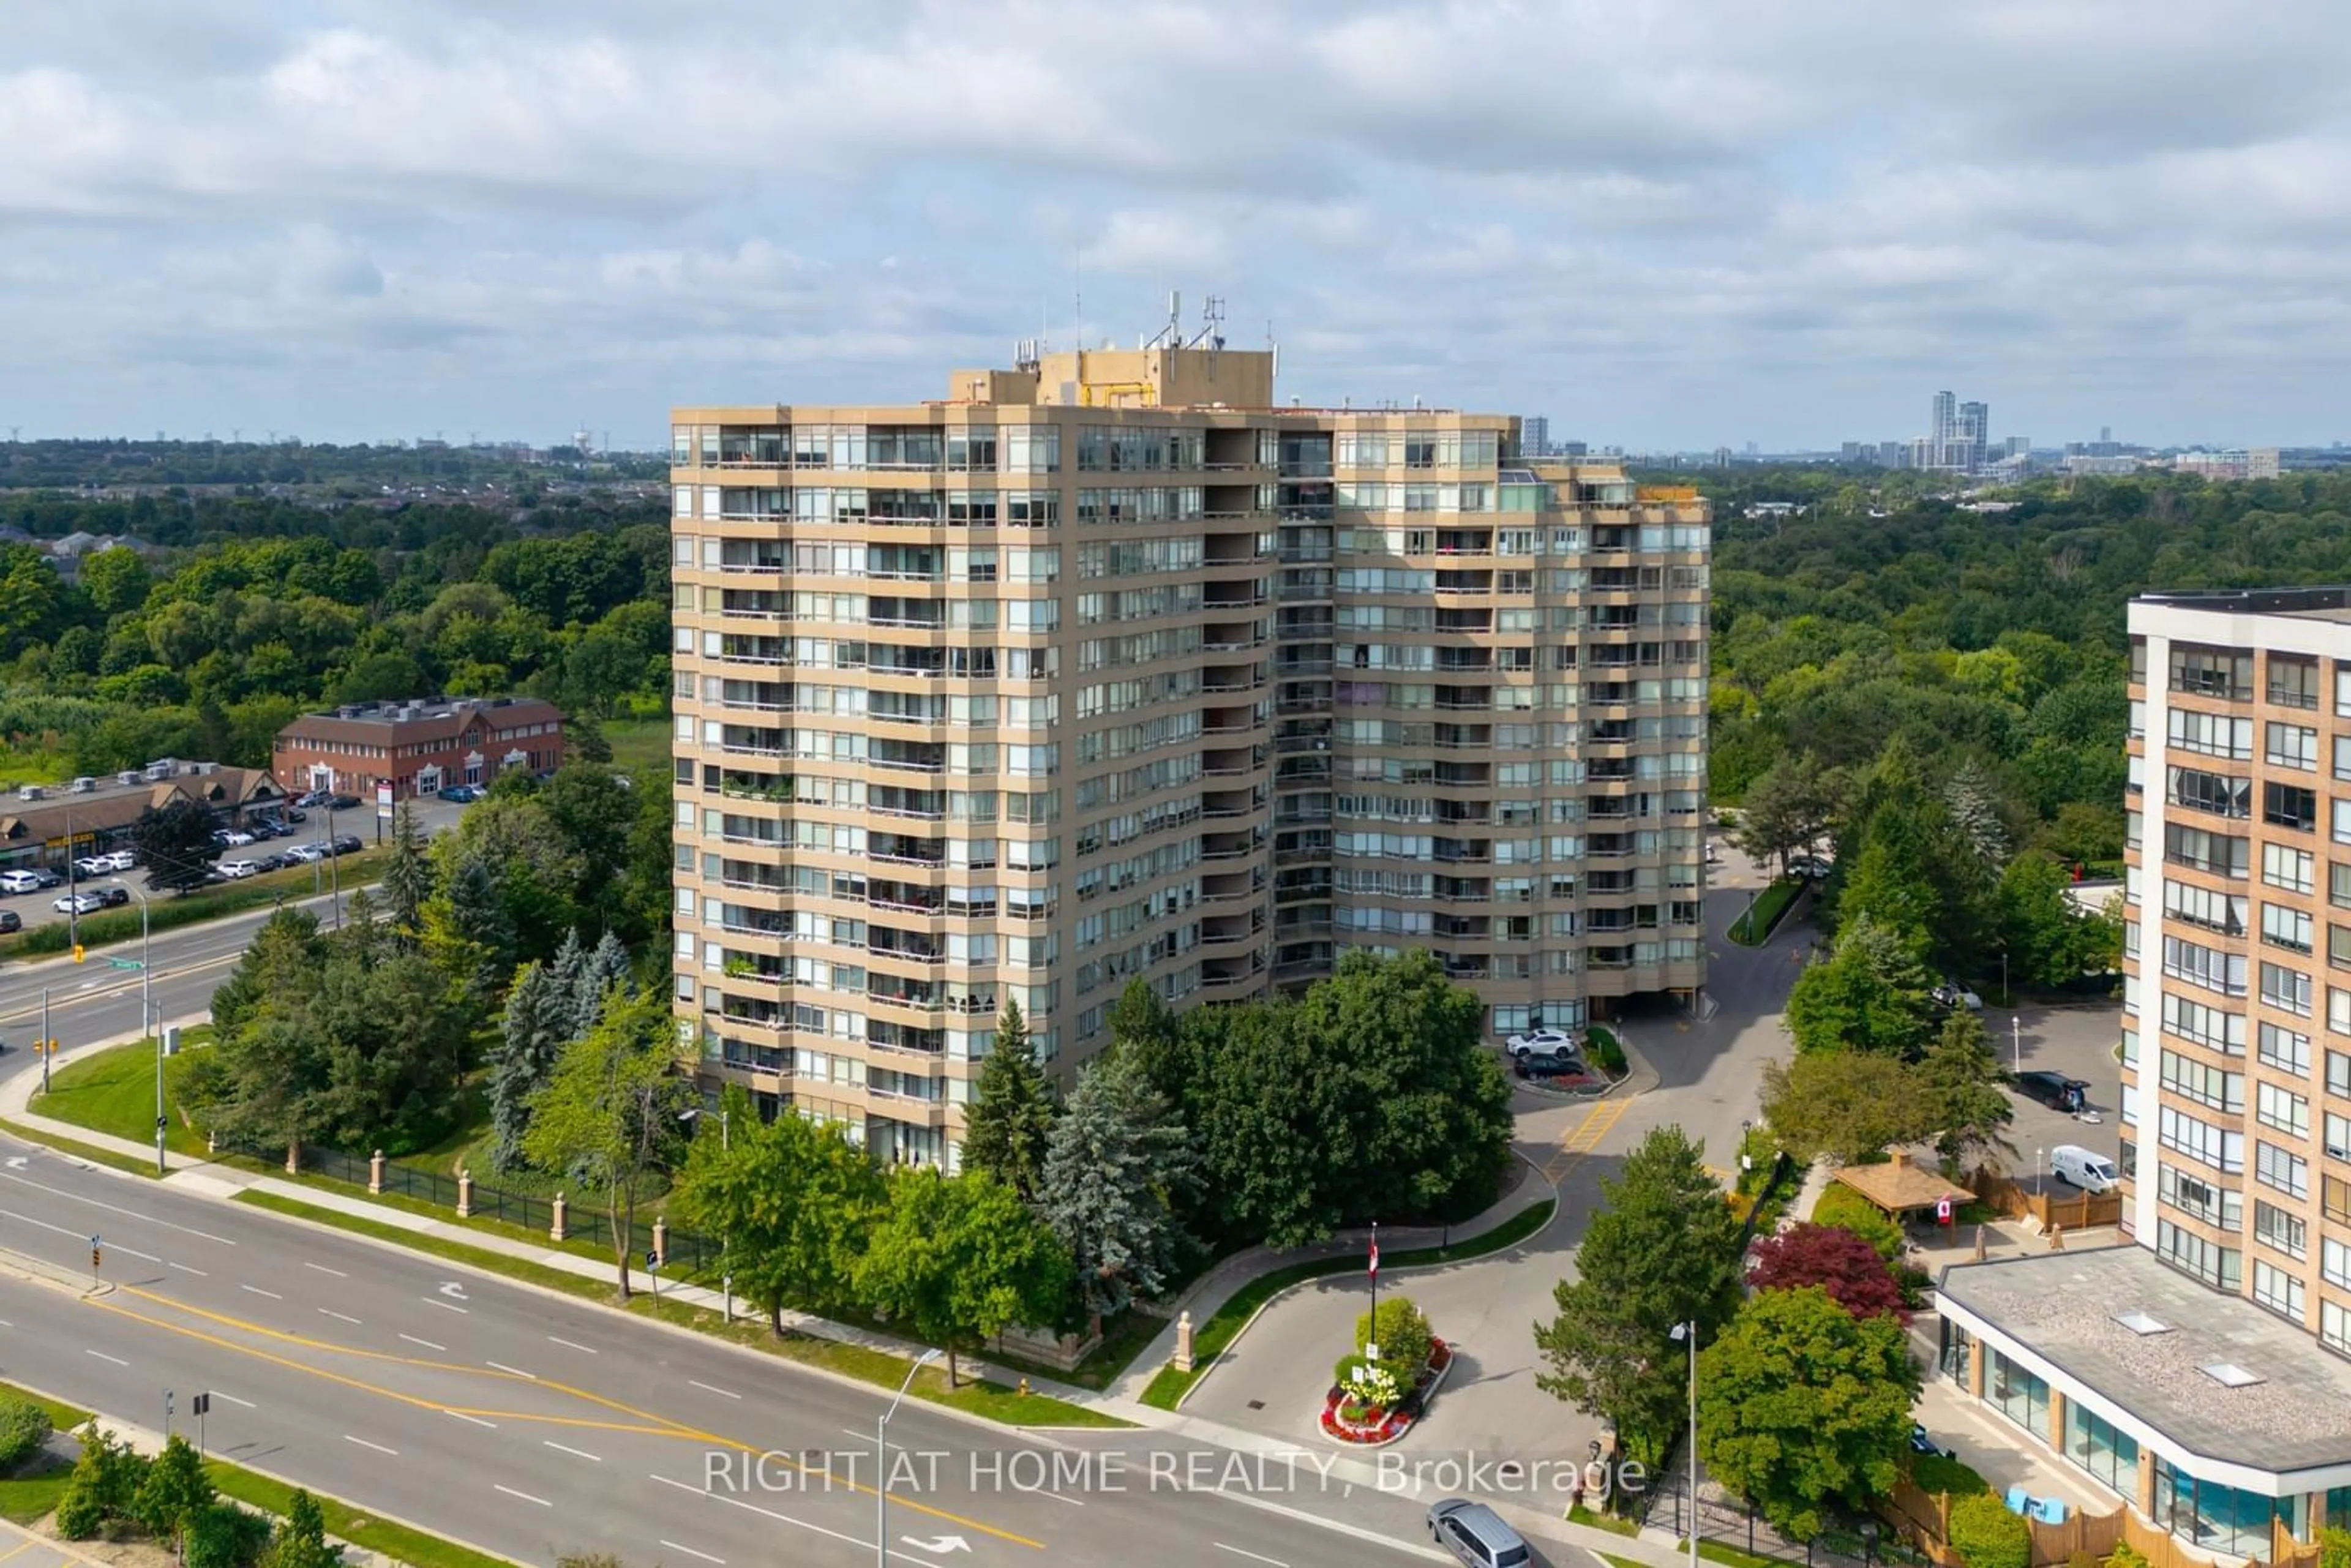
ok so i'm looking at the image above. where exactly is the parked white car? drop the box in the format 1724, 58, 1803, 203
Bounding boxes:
1505, 1027, 1579, 1057
99, 849, 137, 872
283, 843, 326, 864
0, 870, 42, 895
53, 891, 104, 916
217, 859, 263, 879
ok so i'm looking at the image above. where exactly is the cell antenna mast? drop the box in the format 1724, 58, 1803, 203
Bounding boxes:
1186, 296, 1228, 350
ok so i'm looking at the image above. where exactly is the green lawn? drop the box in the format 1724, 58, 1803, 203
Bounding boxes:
32, 1028, 217, 1158
1141, 1198, 1557, 1410
1728, 879, 1802, 945
603, 717, 672, 773
238, 1190, 1132, 1430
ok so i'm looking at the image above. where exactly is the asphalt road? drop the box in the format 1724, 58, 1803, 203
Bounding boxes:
0, 1132, 1461, 1567
0, 887, 369, 1057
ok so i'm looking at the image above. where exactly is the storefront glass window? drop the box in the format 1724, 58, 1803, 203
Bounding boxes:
2063, 1403, 2140, 1498
2153, 1457, 2281, 1559
1986, 1349, 2050, 1438
1938, 1319, 1974, 1382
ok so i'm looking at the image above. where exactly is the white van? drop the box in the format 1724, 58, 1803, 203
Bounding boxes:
2051, 1145, 2118, 1193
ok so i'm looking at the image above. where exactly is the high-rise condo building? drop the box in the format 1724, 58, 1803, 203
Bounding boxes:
1930, 588, 2351, 1551
667, 343, 1710, 1166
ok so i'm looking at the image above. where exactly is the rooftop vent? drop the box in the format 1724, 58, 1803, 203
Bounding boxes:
2200, 1362, 2263, 1388
2115, 1312, 2171, 1336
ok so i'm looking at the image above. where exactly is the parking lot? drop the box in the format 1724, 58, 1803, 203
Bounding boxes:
2000, 1003, 2124, 1193
0, 793, 472, 934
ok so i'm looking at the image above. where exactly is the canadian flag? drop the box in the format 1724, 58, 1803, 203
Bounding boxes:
1368, 1235, 1380, 1280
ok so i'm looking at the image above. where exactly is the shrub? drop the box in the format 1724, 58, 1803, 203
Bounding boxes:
0, 1394, 52, 1471
2104, 1544, 2150, 1568
2317, 1526, 2351, 1568
1909, 1449, 1989, 1498
1948, 1491, 2031, 1568
55, 1423, 149, 1540
1342, 1361, 1401, 1411
1812, 1184, 1907, 1261
1586, 1026, 1627, 1075
185, 1501, 271, 1568
1355, 1296, 1434, 1371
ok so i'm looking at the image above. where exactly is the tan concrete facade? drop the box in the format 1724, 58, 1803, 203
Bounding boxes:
2124, 590, 2351, 1357
669, 347, 1709, 1166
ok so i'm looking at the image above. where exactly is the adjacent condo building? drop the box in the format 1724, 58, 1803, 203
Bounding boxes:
1933, 588, 2351, 1556
668, 344, 1709, 1166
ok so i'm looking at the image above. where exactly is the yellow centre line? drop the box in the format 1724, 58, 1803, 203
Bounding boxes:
90, 1287, 1046, 1550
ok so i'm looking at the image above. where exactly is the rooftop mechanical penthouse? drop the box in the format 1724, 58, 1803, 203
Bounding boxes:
669, 340, 1710, 1167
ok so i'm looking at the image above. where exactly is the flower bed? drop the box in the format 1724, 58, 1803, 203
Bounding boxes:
1319, 1337, 1455, 1446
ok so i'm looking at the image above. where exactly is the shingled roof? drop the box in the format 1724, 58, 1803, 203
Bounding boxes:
277, 696, 564, 750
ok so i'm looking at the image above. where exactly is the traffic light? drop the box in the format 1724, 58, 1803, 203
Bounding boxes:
72, 944, 84, 963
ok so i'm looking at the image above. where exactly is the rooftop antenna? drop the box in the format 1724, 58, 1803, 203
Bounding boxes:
1185, 295, 1228, 350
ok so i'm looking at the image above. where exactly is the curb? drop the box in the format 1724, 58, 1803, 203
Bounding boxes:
1170, 1148, 1560, 1413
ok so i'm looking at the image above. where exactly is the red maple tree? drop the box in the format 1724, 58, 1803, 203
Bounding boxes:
1746, 1221, 1910, 1321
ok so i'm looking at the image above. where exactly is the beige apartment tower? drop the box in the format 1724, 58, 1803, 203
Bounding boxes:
2124, 588, 2351, 1350
669, 343, 1709, 1165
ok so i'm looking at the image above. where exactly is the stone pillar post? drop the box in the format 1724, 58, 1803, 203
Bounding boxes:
2049, 1223, 2066, 1251
1173, 1311, 1196, 1374
369, 1150, 385, 1195
551, 1192, 568, 1243
456, 1169, 473, 1218
1973, 1223, 1988, 1262
653, 1217, 669, 1269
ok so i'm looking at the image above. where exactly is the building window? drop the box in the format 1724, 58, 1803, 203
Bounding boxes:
2254, 1199, 2306, 1259
2269, 655, 2321, 710
2169, 645, 2252, 701
2155, 1218, 2241, 1290
2268, 721, 2319, 770
2265, 842, 2315, 894
2263, 779, 2317, 831
2259, 1021, 2311, 1076
2255, 1139, 2309, 1199
2253, 1259, 2306, 1322
1984, 1349, 2049, 1438
2262, 901, 2313, 951
2260, 959, 2312, 1015
2257, 1081, 2311, 1138
2063, 1403, 2139, 1498
2170, 765, 2252, 818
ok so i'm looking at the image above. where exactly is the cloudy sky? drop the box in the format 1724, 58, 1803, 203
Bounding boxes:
6, 0, 2349, 451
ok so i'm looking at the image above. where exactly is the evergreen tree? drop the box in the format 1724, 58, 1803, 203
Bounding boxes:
959, 1001, 1056, 1201
573, 929, 634, 1030
490, 959, 569, 1173
260, 1489, 343, 1568
419, 848, 511, 1004
1040, 1048, 1197, 1330
1943, 757, 2011, 869
1914, 1009, 2017, 1171
546, 928, 591, 1033
378, 801, 435, 940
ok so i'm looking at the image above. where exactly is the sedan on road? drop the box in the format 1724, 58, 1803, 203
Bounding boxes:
53, 891, 104, 916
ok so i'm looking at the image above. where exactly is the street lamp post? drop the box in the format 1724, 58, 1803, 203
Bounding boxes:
113, 880, 156, 1174
1670, 1320, 1698, 1568
2012, 1013, 2022, 1075
878, 1349, 940, 1567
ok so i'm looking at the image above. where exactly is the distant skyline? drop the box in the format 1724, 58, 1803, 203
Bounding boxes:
5, 1, 2350, 450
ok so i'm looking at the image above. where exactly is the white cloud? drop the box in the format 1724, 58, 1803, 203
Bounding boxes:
2, 0, 2349, 445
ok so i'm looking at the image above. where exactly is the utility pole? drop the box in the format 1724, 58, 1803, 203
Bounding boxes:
39, 986, 49, 1095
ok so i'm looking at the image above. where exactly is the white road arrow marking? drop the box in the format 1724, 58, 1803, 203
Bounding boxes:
4, 1157, 25, 1169
438, 1281, 467, 1299
904, 1537, 970, 1555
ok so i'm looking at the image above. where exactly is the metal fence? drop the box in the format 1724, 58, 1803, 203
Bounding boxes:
1638, 1450, 1897, 1568
223, 1133, 722, 1278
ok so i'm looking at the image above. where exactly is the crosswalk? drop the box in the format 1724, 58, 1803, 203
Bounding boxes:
1540, 1097, 1633, 1185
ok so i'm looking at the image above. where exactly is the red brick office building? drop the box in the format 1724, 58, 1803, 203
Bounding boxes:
273, 697, 568, 801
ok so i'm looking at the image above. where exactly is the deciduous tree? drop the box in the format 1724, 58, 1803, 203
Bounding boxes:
856, 1169, 1072, 1387
1746, 1223, 1908, 1320
1783, 914, 1936, 1057
1696, 1286, 1920, 1542
133, 1433, 216, 1558
1760, 1051, 1930, 1165
672, 1087, 887, 1333
523, 988, 694, 1299
260, 1490, 343, 1568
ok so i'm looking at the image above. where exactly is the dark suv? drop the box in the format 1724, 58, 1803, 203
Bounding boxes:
2014, 1070, 2090, 1114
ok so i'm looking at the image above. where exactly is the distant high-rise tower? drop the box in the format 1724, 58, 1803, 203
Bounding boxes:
1520, 416, 1550, 457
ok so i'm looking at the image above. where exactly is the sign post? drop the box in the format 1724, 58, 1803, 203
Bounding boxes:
375, 781, 394, 845
192, 1392, 211, 1456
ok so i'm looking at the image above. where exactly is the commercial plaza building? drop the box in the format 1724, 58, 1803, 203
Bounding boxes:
1934, 588, 2351, 1557
667, 343, 1709, 1165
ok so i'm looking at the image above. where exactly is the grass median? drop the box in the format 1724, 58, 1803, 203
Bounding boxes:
0, 1378, 509, 1564
31, 1027, 217, 1157
236, 1189, 1133, 1430
1728, 878, 1801, 946
1139, 1196, 1558, 1411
